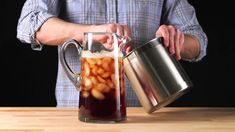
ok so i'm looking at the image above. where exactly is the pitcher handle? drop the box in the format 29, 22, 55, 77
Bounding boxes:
59, 39, 82, 91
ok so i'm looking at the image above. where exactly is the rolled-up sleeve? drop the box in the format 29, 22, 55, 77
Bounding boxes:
16, 0, 61, 51
162, 0, 208, 62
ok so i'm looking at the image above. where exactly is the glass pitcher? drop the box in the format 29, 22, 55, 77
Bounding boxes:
60, 32, 130, 123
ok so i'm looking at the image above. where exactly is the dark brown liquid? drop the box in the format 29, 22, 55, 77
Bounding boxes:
79, 90, 126, 121
79, 56, 126, 122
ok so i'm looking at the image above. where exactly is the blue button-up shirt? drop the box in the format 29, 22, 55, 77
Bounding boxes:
17, 0, 208, 107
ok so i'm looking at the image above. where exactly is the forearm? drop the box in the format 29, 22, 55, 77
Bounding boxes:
181, 34, 200, 60
36, 17, 92, 46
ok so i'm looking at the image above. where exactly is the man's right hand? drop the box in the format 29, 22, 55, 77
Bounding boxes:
90, 24, 132, 53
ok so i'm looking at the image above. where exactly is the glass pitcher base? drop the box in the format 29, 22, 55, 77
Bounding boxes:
79, 116, 126, 124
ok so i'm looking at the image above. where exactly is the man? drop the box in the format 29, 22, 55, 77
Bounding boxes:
17, 0, 208, 107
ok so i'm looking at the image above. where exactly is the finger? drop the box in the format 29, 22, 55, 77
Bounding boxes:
175, 28, 181, 60
95, 33, 109, 44
103, 24, 117, 46
156, 25, 169, 47
105, 34, 113, 48
179, 32, 184, 50
123, 24, 132, 43
122, 24, 132, 52
123, 24, 131, 37
126, 46, 132, 54
168, 25, 176, 55
116, 24, 124, 37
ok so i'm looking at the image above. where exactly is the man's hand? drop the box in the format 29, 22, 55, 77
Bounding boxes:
93, 24, 132, 53
155, 25, 184, 60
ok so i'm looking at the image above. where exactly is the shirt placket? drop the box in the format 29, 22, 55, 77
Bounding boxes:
107, 0, 117, 23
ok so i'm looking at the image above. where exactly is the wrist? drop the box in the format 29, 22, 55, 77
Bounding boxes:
72, 24, 99, 42
181, 34, 200, 61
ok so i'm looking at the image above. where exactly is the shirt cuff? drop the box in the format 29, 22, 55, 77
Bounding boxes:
30, 13, 55, 51
31, 38, 43, 51
183, 31, 208, 62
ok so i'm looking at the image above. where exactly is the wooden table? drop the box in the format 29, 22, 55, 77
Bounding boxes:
0, 107, 234, 132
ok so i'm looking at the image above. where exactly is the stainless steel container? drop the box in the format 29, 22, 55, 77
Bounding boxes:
124, 37, 193, 114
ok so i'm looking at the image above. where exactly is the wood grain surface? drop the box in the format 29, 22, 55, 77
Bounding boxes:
0, 107, 234, 132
